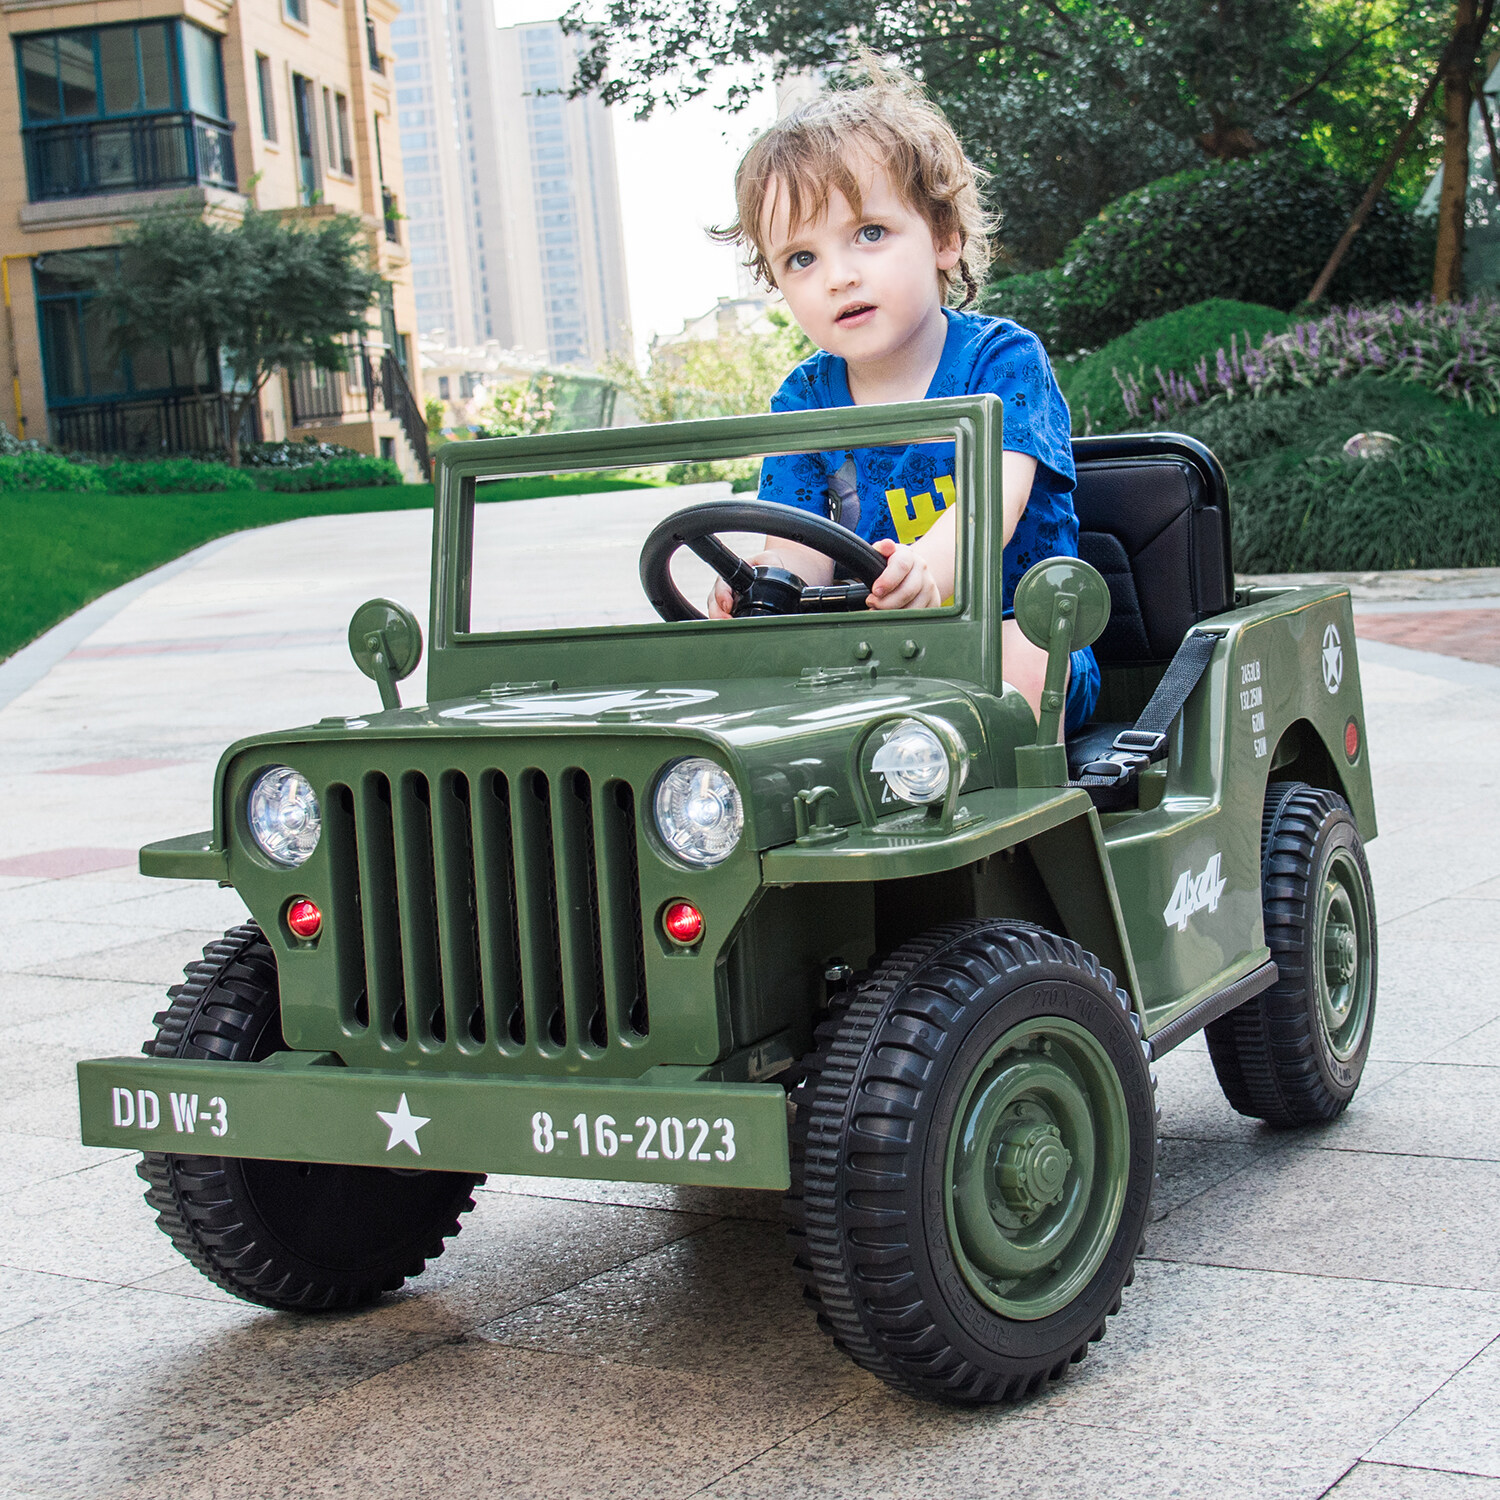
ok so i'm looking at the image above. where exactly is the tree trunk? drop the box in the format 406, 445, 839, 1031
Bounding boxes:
1434, 0, 1482, 301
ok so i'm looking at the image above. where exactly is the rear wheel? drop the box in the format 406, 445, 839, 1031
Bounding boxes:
786, 921, 1156, 1403
1206, 782, 1377, 1125
138, 923, 481, 1310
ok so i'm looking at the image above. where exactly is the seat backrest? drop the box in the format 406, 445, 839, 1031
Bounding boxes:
1070, 433, 1233, 665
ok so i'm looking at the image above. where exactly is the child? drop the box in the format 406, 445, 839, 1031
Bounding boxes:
706, 66, 1098, 734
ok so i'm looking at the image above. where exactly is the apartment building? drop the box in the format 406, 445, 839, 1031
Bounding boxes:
392, 10, 630, 368
0, 0, 428, 474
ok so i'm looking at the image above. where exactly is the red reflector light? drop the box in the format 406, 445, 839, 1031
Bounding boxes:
1344, 719, 1360, 760
287, 897, 322, 939
663, 901, 704, 945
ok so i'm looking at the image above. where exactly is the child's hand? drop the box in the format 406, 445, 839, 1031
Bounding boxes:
868, 539, 941, 610
706, 548, 786, 618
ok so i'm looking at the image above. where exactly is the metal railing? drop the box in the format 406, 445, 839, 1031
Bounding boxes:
377, 350, 429, 474
48, 392, 258, 455
24, 112, 236, 201
366, 15, 384, 72
288, 362, 347, 426
382, 187, 400, 244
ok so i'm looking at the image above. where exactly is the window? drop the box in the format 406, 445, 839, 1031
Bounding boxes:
437, 375, 450, 399
334, 93, 353, 176
283, 0, 308, 26
33, 250, 207, 405
322, 87, 338, 170
181, 23, 225, 118
291, 73, 318, 203
16, 23, 235, 200
255, 53, 276, 140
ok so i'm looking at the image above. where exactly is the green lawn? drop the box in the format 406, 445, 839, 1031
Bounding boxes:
0, 474, 658, 665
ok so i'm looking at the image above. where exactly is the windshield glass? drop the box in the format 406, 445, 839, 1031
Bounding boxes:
464, 440, 965, 637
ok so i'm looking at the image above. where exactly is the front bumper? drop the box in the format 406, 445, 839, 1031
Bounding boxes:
77, 1054, 791, 1190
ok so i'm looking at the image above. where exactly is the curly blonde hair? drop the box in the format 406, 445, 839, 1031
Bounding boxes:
711, 59, 994, 307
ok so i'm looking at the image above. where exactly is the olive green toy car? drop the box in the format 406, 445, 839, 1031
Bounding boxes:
78, 395, 1377, 1404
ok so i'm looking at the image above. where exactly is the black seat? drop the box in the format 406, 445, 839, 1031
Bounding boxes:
1064, 434, 1234, 778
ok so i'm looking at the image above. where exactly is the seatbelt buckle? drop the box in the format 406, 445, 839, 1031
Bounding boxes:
1110, 729, 1169, 762
1080, 751, 1150, 783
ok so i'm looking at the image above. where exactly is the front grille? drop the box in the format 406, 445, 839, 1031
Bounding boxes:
326, 766, 648, 1061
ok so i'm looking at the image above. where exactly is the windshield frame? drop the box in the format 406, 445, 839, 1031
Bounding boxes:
427, 395, 1005, 702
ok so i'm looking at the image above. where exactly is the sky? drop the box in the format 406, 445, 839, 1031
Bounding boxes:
493, 0, 778, 362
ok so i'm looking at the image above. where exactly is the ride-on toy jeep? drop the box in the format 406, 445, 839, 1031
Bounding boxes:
78, 396, 1376, 1403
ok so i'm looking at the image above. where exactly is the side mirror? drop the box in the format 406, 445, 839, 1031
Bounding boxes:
348, 598, 423, 711
1011, 558, 1110, 784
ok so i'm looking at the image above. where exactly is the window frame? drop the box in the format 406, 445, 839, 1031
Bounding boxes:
14, 21, 199, 126
255, 52, 277, 141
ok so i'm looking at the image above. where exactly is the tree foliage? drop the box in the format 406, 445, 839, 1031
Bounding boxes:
93, 205, 382, 463
564, 0, 1455, 270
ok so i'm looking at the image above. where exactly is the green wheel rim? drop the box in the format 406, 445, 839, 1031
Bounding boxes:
943, 1016, 1131, 1321
1316, 847, 1373, 1062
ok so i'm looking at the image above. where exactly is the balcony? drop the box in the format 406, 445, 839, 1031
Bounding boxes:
23, 113, 236, 203
366, 17, 384, 73
382, 187, 400, 244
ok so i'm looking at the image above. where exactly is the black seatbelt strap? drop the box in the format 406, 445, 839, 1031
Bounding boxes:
1077, 630, 1220, 808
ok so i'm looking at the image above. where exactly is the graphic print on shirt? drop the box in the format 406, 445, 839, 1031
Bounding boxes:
886, 474, 956, 546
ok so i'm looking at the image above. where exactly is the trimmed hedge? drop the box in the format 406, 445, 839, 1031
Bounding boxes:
0, 452, 102, 492
99, 458, 255, 493
1060, 299, 1297, 433
1165, 379, 1500, 572
976, 270, 1066, 352
253, 455, 403, 491
1055, 155, 1432, 349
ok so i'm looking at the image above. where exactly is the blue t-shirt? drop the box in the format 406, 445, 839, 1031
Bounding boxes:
757, 307, 1099, 731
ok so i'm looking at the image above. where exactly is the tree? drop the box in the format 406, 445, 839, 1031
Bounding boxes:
563, 0, 1453, 270
1432, 0, 1494, 297
93, 203, 382, 463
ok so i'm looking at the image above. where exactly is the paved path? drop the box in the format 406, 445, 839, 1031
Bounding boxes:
2, 511, 1499, 1500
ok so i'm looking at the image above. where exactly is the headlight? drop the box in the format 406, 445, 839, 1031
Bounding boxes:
247, 765, 321, 867
870, 719, 966, 805
653, 757, 743, 867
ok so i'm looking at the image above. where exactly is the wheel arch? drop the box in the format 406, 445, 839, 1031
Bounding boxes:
1265, 717, 1375, 841
867, 811, 1143, 1023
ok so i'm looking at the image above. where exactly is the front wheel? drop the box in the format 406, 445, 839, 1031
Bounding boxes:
137, 924, 481, 1310
786, 921, 1156, 1403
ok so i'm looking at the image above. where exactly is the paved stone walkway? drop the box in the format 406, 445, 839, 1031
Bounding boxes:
1, 508, 1498, 1499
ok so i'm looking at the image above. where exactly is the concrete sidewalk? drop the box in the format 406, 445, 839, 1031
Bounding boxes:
1, 514, 1498, 1499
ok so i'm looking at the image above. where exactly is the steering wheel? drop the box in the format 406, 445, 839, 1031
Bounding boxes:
639, 499, 888, 623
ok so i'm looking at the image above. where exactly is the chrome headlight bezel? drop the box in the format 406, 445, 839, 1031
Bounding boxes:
652, 756, 744, 868
246, 765, 322, 868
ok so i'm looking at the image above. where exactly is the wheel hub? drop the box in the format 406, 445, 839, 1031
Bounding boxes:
996, 1120, 1073, 1220
1324, 922, 1357, 986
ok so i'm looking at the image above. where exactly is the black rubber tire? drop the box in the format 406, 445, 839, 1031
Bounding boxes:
1205, 782, 1378, 1125
137, 923, 481, 1311
785, 920, 1157, 1404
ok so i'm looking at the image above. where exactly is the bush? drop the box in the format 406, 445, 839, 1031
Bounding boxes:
1164, 379, 1500, 572
1055, 154, 1432, 348
237, 438, 362, 468
1062, 300, 1297, 433
975, 270, 1066, 351
1116, 298, 1500, 425
99, 458, 256, 493
254, 455, 403, 491
0, 452, 103, 492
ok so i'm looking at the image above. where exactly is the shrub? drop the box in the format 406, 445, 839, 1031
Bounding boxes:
976, 270, 1066, 351
1116, 298, 1500, 424
99, 458, 256, 493
1061, 300, 1296, 433
1163, 380, 1500, 572
237, 438, 363, 468
254, 455, 403, 491
0, 452, 103, 492
1055, 154, 1432, 348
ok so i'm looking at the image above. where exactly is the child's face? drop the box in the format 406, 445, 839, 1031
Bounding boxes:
761, 156, 961, 367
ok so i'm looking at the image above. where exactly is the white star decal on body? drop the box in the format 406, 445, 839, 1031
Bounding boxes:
376, 1093, 430, 1155
1321, 623, 1344, 694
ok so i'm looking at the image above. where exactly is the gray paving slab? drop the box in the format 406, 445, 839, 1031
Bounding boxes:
1331, 1465, 1500, 1498
0, 509, 1497, 1498
1147, 1146, 1500, 1291
1368, 1339, 1500, 1480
